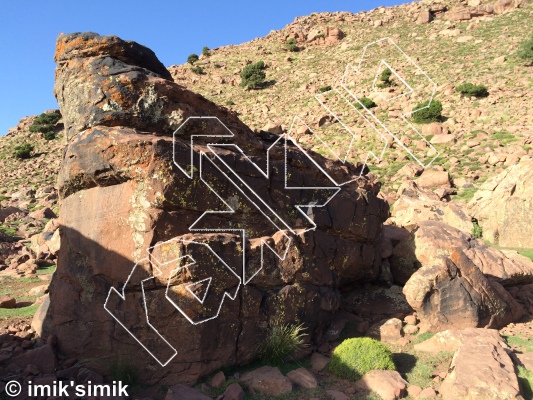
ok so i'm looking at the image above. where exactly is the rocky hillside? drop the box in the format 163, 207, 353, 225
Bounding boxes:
1, 0, 533, 399
1, 0, 531, 211
169, 0, 532, 198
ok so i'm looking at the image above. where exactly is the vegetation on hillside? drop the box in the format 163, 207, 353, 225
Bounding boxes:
240, 60, 267, 89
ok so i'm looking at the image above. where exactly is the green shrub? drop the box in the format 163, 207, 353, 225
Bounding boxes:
225, 100, 235, 106
318, 85, 332, 93
240, 61, 266, 89
472, 219, 483, 239
285, 38, 299, 52
187, 53, 199, 64
34, 112, 61, 125
13, 143, 34, 159
411, 100, 443, 124
202, 46, 210, 57
191, 66, 204, 75
456, 83, 488, 97
43, 131, 56, 140
258, 322, 307, 365
328, 337, 395, 380
377, 67, 394, 88
29, 112, 60, 134
355, 97, 377, 109
517, 33, 533, 62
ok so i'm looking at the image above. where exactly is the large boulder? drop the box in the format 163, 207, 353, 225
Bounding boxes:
469, 161, 533, 248
391, 220, 533, 286
493, 0, 527, 14
44, 32, 389, 385
389, 181, 471, 231
439, 329, 520, 400
403, 248, 523, 331
240, 366, 293, 396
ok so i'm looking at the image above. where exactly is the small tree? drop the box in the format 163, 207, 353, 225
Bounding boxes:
411, 100, 443, 124
29, 112, 61, 134
377, 67, 394, 88
187, 53, 199, 64
202, 46, 210, 57
14, 143, 34, 159
355, 97, 377, 109
240, 61, 266, 89
285, 38, 299, 52
517, 33, 533, 62
456, 83, 488, 97
43, 131, 56, 140
191, 66, 204, 75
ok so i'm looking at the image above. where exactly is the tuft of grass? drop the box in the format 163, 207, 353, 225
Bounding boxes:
37, 265, 56, 275
517, 32, 533, 62
492, 131, 517, 144
318, 85, 332, 93
517, 366, 533, 399
454, 187, 478, 203
412, 331, 435, 345
518, 250, 533, 262
394, 350, 454, 390
471, 220, 483, 239
0, 304, 40, 319
258, 322, 307, 366
109, 360, 138, 386
328, 337, 395, 380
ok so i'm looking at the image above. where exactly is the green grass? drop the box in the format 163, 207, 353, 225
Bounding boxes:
453, 187, 478, 203
490, 247, 533, 262
412, 331, 435, 345
396, 350, 454, 390
517, 366, 533, 400
37, 265, 56, 275
258, 322, 307, 366
492, 131, 518, 145
518, 250, 533, 262
503, 335, 533, 353
0, 303, 40, 319
0, 224, 18, 237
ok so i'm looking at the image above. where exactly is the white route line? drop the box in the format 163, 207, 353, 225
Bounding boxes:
154, 238, 242, 325
104, 259, 178, 367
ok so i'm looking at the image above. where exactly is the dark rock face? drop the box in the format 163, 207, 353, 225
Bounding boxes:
403, 248, 523, 331
46, 32, 389, 385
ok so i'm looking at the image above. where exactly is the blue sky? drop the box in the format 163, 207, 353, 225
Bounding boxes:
0, 0, 406, 136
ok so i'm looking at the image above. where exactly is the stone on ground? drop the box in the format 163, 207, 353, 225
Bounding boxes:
240, 366, 292, 396
439, 331, 520, 400
286, 367, 318, 389
355, 370, 408, 400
